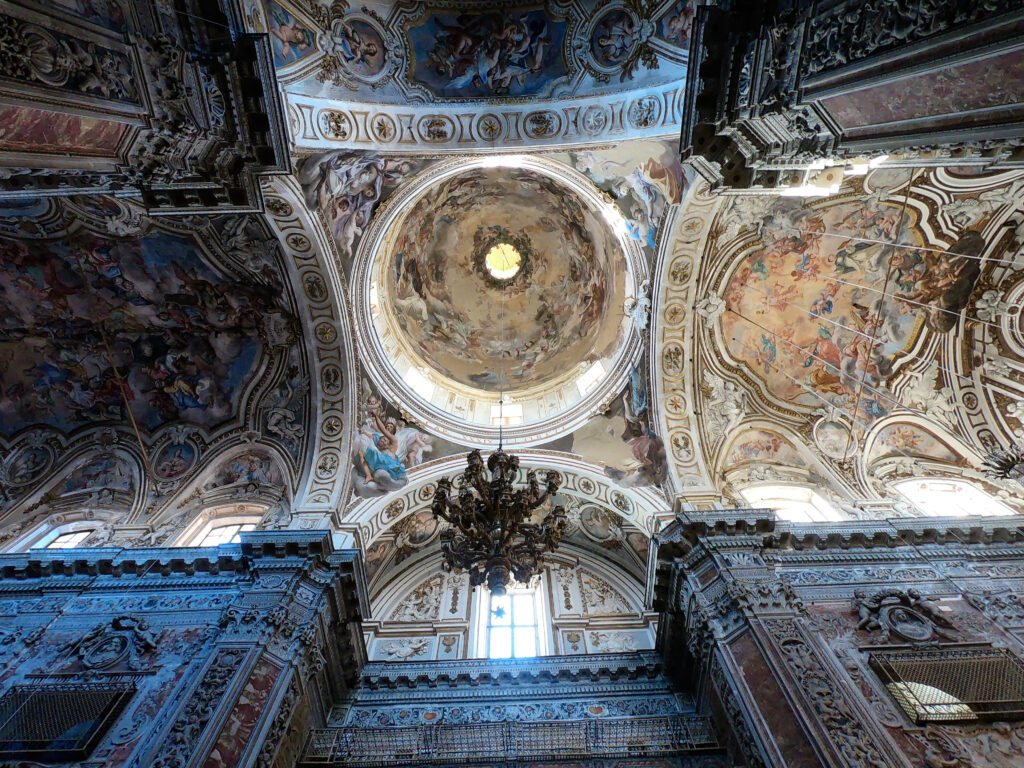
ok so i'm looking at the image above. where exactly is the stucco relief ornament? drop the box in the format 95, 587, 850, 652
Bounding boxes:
264, 373, 309, 443
702, 371, 746, 436
900, 361, 956, 424
852, 588, 957, 643
63, 615, 159, 671
381, 637, 430, 660
975, 288, 1009, 323
694, 290, 726, 321
625, 279, 651, 334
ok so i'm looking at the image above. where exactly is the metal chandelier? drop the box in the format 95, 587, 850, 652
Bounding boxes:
430, 247, 566, 595
432, 448, 567, 595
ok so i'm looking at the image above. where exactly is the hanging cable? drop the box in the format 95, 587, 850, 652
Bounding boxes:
762, 295, 975, 384
726, 307, 962, 439
788, 227, 1020, 268
845, 169, 918, 458
60, 201, 153, 481
498, 272, 506, 451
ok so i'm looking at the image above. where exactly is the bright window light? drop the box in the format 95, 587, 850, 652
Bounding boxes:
487, 584, 540, 659
198, 523, 256, 547
479, 154, 527, 168
576, 361, 605, 396
38, 530, 93, 550
739, 485, 842, 523
369, 283, 380, 315
490, 402, 523, 426
892, 479, 1014, 518
404, 367, 435, 401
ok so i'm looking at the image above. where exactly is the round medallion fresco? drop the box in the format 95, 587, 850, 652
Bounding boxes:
382, 167, 627, 393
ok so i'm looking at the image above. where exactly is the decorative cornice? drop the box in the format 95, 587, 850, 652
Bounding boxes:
0, 532, 364, 591
361, 651, 664, 689
657, 509, 1024, 558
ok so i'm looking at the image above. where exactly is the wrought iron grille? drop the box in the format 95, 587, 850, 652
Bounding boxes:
301, 715, 720, 766
0, 682, 134, 761
869, 647, 1024, 724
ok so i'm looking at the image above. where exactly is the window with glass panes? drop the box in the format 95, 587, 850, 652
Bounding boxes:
486, 586, 539, 659
196, 523, 256, 547
40, 530, 93, 549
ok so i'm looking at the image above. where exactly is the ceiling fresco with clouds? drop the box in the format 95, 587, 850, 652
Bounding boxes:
660, 166, 1024, 512
7, 0, 1024, 600
0, 188, 350, 541
383, 166, 626, 392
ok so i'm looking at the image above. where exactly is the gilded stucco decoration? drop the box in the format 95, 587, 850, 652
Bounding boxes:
683, 167, 1024, 510
244, 0, 696, 151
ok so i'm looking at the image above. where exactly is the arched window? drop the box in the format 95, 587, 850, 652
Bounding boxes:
33, 529, 95, 550
175, 503, 266, 547
891, 478, 1015, 518
470, 579, 551, 659
194, 522, 257, 547
739, 485, 842, 523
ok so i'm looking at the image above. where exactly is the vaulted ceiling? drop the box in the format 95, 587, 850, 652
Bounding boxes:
1, 0, 1023, 584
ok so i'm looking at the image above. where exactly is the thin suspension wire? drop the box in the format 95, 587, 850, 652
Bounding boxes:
749, 349, 926, 466
765, 295, 974, 384
60, 201, 153, 479
807, 268, 1005, 333
498, 277, 505, 452
790, 227, 1021, 267
840, 174, 908, 458
727, 307, 961, 437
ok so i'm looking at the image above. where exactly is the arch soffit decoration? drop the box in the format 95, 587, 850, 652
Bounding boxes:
338, 451, 670, 549
368, 539, 648, 623
652, 180, 722, 497
261, 175, 359, 515
249, 0, 693, 152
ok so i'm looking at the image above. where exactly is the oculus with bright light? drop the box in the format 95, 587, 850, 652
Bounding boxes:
484, 243, 523, 280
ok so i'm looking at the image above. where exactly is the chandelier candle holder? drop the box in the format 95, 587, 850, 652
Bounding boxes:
982, 444, 1024, 483
432, 448, 567, 595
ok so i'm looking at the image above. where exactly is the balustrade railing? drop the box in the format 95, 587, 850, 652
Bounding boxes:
301, 715, 720, 766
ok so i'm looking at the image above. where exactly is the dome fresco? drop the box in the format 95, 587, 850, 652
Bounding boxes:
381, 166, 628, 394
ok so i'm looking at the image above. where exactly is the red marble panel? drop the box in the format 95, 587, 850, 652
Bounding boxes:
729, 633, 822, 768
202, 658, 281, 768
0, 105, 128, 156
820, 49, 1024, 131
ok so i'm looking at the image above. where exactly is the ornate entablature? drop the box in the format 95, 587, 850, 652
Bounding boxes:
654, 511, 1024, 768
248, 0, 695, 151
681, 0, 1024, 190
0, 532, 366, 768
0, 0, 290, 212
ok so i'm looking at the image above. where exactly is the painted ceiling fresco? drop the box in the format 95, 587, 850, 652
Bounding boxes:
0, 194, 318, 529
553, 366, 667, 489
0, 221, 291, 436
351, 377, 467, 498
297, 150, 432, 267
383, 167, 626, 392
725, 429, 805, 468
557, 140, 689, 253
720, 169, 990, 424
254, 0, 693, 101
670, 165, 1024, 512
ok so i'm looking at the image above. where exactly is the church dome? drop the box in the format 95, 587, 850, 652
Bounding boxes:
352, 156, 643, 446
